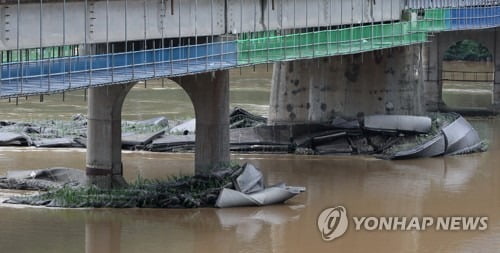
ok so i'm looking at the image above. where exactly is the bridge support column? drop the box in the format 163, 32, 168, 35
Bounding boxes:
423, 35, 445, 112
86, 83, 135, 189
173, 70, 230, 175
494, 28, 500, 111
269, 45, 425, 124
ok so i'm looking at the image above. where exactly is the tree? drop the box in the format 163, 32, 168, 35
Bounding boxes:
444, 40, 492, 62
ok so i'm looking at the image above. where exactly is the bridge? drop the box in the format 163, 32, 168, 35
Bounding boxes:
1, 0, 499, 187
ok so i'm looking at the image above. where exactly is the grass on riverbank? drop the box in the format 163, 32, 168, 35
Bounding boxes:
7, 168, 238, 208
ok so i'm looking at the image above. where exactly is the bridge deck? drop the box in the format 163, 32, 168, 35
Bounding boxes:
1, 5, 500, 97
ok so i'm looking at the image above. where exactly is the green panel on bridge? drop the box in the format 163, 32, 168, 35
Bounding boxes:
237, 22, 427, 65
416, 8, 451, 32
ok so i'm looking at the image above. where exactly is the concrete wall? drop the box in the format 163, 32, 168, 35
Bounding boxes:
495, 28, 500, 111
268, 45, 425, 124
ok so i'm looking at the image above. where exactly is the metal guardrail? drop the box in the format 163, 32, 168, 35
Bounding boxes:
442, 70, 494, 82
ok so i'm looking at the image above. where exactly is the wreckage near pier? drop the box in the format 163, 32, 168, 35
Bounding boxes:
0, 108, 487, 159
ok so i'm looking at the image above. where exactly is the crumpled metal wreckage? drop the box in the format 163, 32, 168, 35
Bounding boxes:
216, 163, 305, 208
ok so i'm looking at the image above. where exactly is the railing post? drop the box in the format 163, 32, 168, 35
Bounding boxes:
111, 44, 115, 83
132, 43, 135, 79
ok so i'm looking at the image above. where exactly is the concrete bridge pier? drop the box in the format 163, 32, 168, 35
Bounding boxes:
172, 70, 230, 175
495, 28, 500, 111
269, 45, 425, 124
85, 83, 135, 189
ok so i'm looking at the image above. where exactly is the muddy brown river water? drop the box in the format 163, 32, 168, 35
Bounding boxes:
0, 65, 499, 253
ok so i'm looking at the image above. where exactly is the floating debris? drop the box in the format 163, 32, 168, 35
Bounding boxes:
0, 167, 85, 191
34, 138, 80, 148
169, 119, 196, 135
382, 114, 486, 159
0, 132, 32, 146
363, 115, 432, 134
0, 111, 487, 159
122, 130, 165, 149
2, 164, 305, 209
230, 107, 267, 128
216, 163, 305, 208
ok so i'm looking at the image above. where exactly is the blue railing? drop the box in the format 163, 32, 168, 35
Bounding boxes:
1, 42, 237, 80
0, 41, 237, 97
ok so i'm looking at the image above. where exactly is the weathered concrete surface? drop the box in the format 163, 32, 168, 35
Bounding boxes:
86, 82, 135, 189
172, 71, 230, 174
495, 28, 500, 111
422, 33, 444, 112
269, 45, 425, 124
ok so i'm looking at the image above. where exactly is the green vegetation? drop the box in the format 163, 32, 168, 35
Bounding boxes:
8, 167, 239, 208
444, 40, 492, 62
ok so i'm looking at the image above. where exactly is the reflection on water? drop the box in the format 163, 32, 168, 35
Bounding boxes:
0, 117, 499, 253
0, 65, 499, 252
442, 80, 493, 108
86, 222, 121, 253
442, 61, 494, 108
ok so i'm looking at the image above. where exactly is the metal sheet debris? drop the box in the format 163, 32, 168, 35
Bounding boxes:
364, 115, 432, 133
216, 164, 305, 208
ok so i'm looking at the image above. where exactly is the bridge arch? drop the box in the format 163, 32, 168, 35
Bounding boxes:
440, 39, 494, 110
437, 31, 495, 60
426, 28, 500, 113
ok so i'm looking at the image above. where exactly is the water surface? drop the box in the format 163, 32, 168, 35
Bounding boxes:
0, 65, 499, 253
